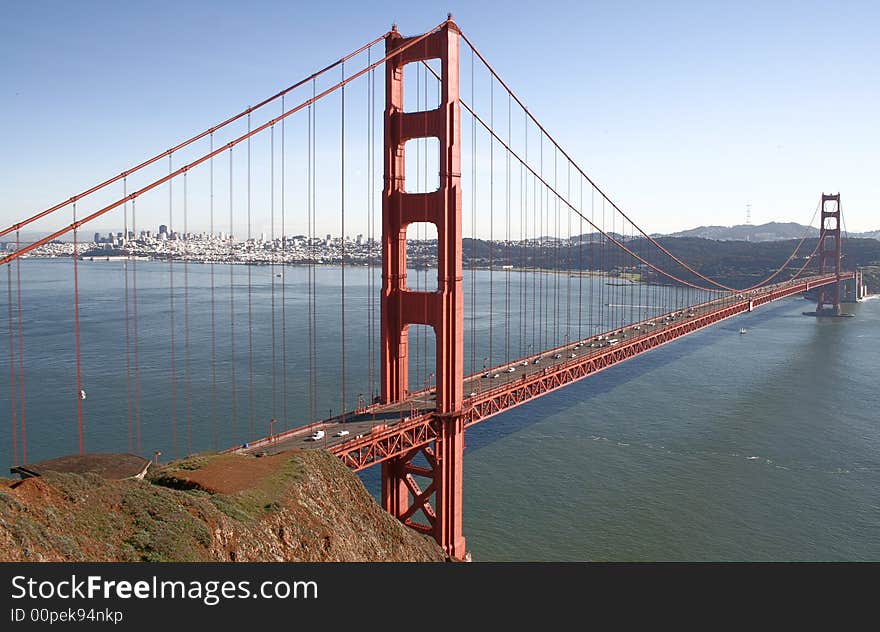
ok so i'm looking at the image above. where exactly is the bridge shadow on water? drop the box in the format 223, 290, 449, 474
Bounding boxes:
358, 299, 800, 496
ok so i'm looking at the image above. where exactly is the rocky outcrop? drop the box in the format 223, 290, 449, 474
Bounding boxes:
0, 450, 446, 562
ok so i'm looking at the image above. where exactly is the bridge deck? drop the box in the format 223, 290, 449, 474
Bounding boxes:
235, 273, 850, 469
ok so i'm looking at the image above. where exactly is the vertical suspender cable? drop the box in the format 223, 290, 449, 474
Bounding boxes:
423, 62, 429, 387
528, 117, 534, 356
629, 220, 635, 326
307, 89, 314, 422
72, 206, 83, 454
271, 123, 277, 424
132, 198, 141, 455
168, 155, 177, 458
566, 160, 571, 344
414, 66, 425, 392
281, 97, 288, 428
608, 194, 621, 330
469, 48, 476, 376
210, 133, 218, 448
413, 64, 421, 389
7, 265, 18, 466
367, 60, 375, 400
599, 197, 605, 334
430, 60, 437, 386
183, 170, 191, 456
14, 231, 26, 462
123, 179, 132, 453
308, 78, 317, 424
312, 79, 319, 422
528, 120, 535, 354
229, 146, 237, 440
634, 220, 640, 325
340, 61, 347, 420
423, 63, 429, 388
488, 75, 494, 368
625, 219, 630, 324
505, 91, 511, 366
553, 147, 559, 345
636, 219, 643, 325
578, 176, 583, 340
519, 107, 525, 356
247, 113, 254, 441
539, 133, 545, 349
589, 187, 594, 336
538, 132, 549, 350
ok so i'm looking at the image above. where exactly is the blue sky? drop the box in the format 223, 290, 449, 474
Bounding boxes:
1, 0, 877, 237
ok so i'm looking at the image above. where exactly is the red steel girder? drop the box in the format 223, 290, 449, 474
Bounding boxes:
332, 414, 436, 470
463, 274, 848, 428
401, 472, 437, 525
328, 273, 849, 470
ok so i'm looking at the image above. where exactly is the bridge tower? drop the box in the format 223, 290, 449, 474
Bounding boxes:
380, 17, 467, 559
816, 193, 842, 315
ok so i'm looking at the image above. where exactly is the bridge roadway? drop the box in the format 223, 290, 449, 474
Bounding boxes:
235, 273, 850, 469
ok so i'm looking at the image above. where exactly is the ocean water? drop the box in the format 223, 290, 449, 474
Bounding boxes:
458, 296, 880, 561
2, 259, 878, 560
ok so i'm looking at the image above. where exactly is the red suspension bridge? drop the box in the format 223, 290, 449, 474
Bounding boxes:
1, 17, 856, 559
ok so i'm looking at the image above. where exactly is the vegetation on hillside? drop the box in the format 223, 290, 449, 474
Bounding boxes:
0, 450, 446, 562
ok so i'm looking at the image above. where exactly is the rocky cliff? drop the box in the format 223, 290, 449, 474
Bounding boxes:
0, 450, 446, 562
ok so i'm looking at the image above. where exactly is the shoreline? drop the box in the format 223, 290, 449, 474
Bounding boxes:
22, 254, 644, 281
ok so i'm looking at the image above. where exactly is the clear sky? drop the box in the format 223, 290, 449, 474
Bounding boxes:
1, 0, 877, 237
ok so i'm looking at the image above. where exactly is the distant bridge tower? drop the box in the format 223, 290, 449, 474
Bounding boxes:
380, 17, 467, 559
816, 193, 842, 315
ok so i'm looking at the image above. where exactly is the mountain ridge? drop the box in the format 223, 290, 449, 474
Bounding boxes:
659, 221, 880, 242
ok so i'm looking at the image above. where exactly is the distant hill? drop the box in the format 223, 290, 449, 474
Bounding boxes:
664, 222, 879, 242
667, 222, 816, 241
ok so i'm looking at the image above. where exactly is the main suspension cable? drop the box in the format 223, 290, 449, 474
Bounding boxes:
2, 23, 448, 268
457, 31, 821, 294
0, 32, 391, 240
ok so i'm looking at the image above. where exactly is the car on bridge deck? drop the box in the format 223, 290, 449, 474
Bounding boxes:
310, 429, 325, 441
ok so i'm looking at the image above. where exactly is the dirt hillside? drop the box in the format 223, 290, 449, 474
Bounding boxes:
0, 450, 446, 562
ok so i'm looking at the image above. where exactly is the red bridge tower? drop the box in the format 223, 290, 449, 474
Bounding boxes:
380, 18, 467, 559
816, 193, 843, 315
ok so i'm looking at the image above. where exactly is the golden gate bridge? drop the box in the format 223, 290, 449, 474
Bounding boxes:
0, 16, 854, 559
